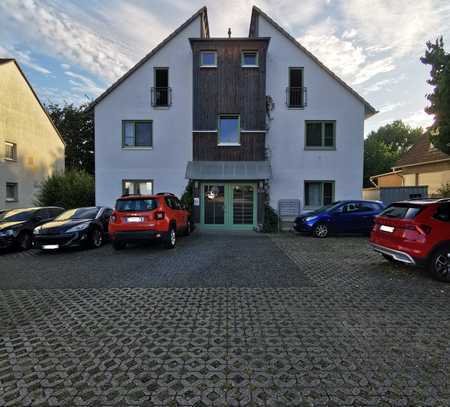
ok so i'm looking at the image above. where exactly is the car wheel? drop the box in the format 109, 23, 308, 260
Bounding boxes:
17, 232, 32, 251
113, 241, 126, 251
429, 246, 450, 282
90, 228, 103, 249
313, 223, 329, 238
165, 226, 176, 249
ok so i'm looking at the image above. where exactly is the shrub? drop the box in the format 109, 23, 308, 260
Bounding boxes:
262, 204, 279, 233
437, 182, 450, 197
181, 180, 194, 211
35, 170, 95, 209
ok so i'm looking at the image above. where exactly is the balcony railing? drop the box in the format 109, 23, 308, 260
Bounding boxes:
286, 86, 307, 108
151, 87, 172, 107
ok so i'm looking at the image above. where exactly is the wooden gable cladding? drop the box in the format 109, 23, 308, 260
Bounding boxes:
190, 38, 269, 131
193, 131, 266, 161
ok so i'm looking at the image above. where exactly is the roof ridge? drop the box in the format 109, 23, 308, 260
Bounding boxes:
88, 6, 208, 110
250, 5, 377, 118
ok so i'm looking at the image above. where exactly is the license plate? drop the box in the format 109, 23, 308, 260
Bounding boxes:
380, 225, 394, 233
42, 244, 59, 250
126, 217, 144, 223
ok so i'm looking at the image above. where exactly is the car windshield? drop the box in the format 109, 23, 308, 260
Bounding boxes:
380, 204, 423, 219
116, 199, 158, 212
55, 208, 100, 221
308, 202, 341, 215
0, 208, 37, 222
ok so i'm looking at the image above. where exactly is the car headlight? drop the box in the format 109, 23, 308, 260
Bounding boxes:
0, 229, 16, 237
305, 216, 317, 222
66, 223, 90, 233
33, 226, 42, 235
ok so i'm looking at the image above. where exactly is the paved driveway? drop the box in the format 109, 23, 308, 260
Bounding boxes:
1, 231, 450, 406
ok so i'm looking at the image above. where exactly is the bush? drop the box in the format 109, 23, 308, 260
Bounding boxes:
181, 180, 194, 211
261, 204, 279, 233
437, 182, 450, 197
35, 170, 95, 209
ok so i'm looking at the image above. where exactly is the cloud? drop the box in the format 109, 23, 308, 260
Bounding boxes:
64, 71, 104, 97
0, 44, 51, 75
378, 102, 405, 114
363, 74, 407, 93
404, 110, 434, 129
0, 0, 133, 83
352, 57, 395, 85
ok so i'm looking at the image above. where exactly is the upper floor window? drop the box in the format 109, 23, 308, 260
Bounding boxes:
200, 51, 217, 68
241, 51, 259, 67
287, 67, 306, 108
304, 181, 334, 208
122, 121, 153, 148
218, 115, 240, 145
152, 68, 171, 107
4, 142, 17, 161
305, 121, 336, 149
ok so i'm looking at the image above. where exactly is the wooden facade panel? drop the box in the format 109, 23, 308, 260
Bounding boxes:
192, 39, 268, 131
193, 132, 266, 161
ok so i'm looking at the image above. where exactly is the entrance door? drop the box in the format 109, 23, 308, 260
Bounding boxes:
201, 183, 256, 229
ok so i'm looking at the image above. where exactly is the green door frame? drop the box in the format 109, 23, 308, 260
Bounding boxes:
200, 182, 257, 230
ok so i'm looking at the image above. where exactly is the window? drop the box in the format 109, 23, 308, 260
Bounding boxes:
380, 204, 423, 219
241, 51, 258, 67
116, 198, 158, 212
166, 196, 182, 210
122, 180, 153, 195
152, 68, 171, 107
122, 121, 153, 148
218, 115, 240, 145
434, 204, 450, 222
304, 181, 334, 207
287, 68, 305, 108
5, 142, 17, 161
200, 51, 217, 67
305, 121, 336, 149
6, 182, 18, 202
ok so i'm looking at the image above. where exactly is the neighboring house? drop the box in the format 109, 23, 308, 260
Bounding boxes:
0, 59, 65, 209
91, 6, 376, 230
368, 134, 450, 197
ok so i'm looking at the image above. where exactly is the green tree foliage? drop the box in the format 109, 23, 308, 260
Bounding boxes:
180, 181, 194, 211
421, 37, 450, 154
437, 183, 450, 198
46, 103, 94, 174
262, 205, 279, 233
364, 120, 422, 187
35, 170, 95, 209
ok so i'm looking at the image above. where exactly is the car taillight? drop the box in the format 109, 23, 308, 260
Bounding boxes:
155, 211, 165, 220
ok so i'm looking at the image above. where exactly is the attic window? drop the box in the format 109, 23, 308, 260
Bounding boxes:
200, 51, 217, 68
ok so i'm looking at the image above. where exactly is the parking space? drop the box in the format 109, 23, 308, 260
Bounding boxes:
1, 231, 450, 406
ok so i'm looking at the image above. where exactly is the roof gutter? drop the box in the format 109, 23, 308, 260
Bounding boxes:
393, 157, 450, 171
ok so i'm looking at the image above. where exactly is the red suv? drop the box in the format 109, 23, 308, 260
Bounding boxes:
109, 193, 191, 250
370, 199, 450, 282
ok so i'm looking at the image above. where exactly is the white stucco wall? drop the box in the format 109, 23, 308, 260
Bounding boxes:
94, 17, 200, 207
257, 16, 366, 211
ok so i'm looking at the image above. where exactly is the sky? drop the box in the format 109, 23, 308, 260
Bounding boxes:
1, 0, 449, 135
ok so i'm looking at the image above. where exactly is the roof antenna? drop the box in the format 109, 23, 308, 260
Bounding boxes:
228, 28, 231, 39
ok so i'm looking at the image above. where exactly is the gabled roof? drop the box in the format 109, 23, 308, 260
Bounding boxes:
249, 6, 377, 118
0, 59, 65, 146
88, 6, 209, 110
394, 134, 449, 169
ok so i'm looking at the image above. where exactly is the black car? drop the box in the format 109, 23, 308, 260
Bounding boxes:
33, 206, 113, 250
0, 207, 65, 250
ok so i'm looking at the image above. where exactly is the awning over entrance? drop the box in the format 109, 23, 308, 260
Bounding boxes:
186, 161, 271, 180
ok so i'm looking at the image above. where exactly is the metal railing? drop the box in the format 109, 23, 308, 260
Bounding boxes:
151, 87, 172, 107
286, 86, 307, 108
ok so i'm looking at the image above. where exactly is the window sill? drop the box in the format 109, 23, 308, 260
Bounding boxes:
152, 106, 170, 110
217, 143, 241, 147
4, 158, 17, 162
122, 147, 153, 150
287, 106, 305, 110
304, 147, 336, 151
200, 65, 217, 68
241, 65, 259, 68
5, 198, 18, 202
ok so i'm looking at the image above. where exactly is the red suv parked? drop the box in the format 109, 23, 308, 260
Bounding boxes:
370, 199, 450, 282
109, 193, 191, 250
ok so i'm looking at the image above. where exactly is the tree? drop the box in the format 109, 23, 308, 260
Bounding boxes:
421, 37, 450, 154
35, 170, 95, 209
46, 103, 94, 174
363, 120, 422, 187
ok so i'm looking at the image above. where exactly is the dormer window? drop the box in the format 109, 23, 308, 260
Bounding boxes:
200, 51, 217, 68
241, 51, 259, 67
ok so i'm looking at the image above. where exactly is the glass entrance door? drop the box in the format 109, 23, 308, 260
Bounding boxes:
201, 183, 256, 229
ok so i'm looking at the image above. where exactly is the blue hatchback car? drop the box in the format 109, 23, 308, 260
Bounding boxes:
293, 200, 385, 238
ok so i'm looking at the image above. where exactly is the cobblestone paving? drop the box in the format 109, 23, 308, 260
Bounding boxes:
1, 232, 450, 406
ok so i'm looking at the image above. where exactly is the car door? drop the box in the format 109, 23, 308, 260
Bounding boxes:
333, 202, 362, 232
172, 197, 187, 231
101, 208, 113, 235
357, 203, 380, 231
